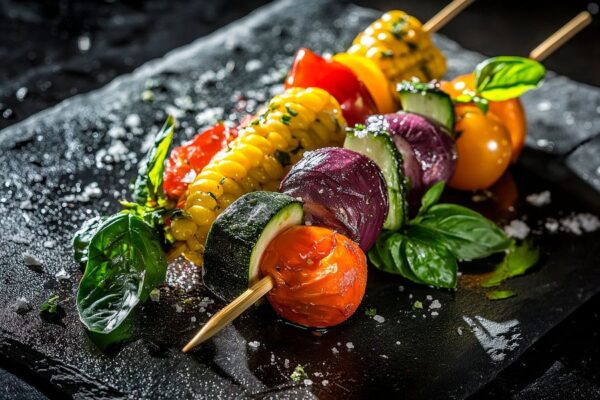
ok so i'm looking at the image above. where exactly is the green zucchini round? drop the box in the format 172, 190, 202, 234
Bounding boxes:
203, 191, 303, 302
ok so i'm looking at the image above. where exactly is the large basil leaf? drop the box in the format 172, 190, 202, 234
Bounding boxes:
415, 204, 511, 260
133, 115, 175, 206
474, 56, 545, 101
76, 213, 167, 334
482, 240, 539, 288
403, 225, 457, 289
72, 215, 106, 267
368, 229, 457, 288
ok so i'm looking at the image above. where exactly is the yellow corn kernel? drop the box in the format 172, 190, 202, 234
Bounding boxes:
186, 236, 204, 251
221, 177, 245, 197
215, 160, 246, 180
218, 193, 238, 209
186, 191, 218, 210
171, 218, 197, 241
189, 205, 216, 226
189, 178, 224, 198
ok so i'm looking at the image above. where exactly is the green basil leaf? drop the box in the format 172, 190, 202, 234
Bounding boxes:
76, 213, 167, 335
369, 229, 457, 288
133, 115, 175, 206
72, 216, 106, 267
415, 204, 511, 260
416, 181, 445, 217
403, 225, 458, 289
482, 240, 539, 288
475, 56, 546, 101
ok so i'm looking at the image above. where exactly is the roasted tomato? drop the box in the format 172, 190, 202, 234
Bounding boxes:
285, 48, 378, 126
449, 104, 512, 191
163, 124, 237, 199
441, 74, 527, 161
260, 225, 367, 328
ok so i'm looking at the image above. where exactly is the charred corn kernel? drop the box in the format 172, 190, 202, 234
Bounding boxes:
189, 205, 216, 226
179, 87, 346, 264
348, 10, 446, 98
171, 218, 197, 241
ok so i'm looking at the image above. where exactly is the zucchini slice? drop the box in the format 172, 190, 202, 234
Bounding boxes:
397, 81, 455, 135
344, 127, 406, 230
203, 191, 303, 302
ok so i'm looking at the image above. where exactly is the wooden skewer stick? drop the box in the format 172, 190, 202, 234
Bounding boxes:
182, 0, 475, 353
529, 11, 592, 61
423, 0, 475, 33
182, 275, 274, 352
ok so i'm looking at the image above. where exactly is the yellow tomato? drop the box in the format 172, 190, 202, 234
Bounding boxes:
333, 53, 396, 114
449, 105, 512, 191
441, 74, 527, 161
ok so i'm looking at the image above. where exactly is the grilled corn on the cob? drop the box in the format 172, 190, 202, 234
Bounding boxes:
348, 10, 446, 94
170, 87, 346, 264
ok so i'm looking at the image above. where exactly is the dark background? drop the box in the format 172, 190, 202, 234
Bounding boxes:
1, 0, 599, 398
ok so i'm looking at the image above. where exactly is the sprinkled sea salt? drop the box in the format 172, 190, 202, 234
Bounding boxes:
504, 219, 530, 240
248, 341, 260, 349
331, 347, 339, 355
373, 315, 385, 323
526, 190, 551, 207
345, 342, 354, 350
245, 59, 263, 72
429, 300, 441, 310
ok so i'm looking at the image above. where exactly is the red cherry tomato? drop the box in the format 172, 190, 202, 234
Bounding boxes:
164, 123, 237, 199
285, 48, 378, 126
260, 225, 368, 328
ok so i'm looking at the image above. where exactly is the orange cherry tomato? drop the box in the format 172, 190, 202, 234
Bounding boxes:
441, 74, 527, 161
260, 226, 367, 328
449, 104, 512, 191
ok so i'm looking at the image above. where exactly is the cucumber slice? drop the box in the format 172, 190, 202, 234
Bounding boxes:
397, 81, 455, 135
344, 127, 406, 230
203, 191, 303, 302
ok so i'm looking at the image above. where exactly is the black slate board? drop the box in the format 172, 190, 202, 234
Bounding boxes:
1, 0, 600, 398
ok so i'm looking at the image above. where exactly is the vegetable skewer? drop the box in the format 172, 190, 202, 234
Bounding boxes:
182, 13, 592, 352
171, 1, 474, 264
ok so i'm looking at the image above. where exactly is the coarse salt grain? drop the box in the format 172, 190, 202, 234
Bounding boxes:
526, 190, 551, 207
504, 219, 530, 240
373, 315, 385, 323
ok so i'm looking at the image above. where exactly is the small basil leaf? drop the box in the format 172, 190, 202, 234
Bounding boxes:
76, 213, 167, 335
403, 225, 458, 289
133, 115, 176, 206
482, 240, 539, 288
475, 56, 546, 101
416, 204, 511, 260
417, 181, 445, 217
387, 234, 425, 284
72, 216, 106, 268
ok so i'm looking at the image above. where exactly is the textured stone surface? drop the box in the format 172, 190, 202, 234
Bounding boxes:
1, 0, 600, 398
566, 136, 600, 192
